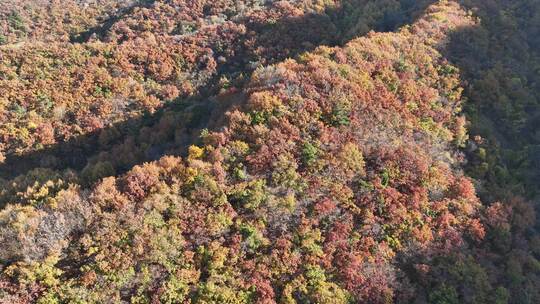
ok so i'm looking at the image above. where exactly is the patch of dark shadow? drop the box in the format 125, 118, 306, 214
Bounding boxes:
70, 0, 156, 43
328, 0, 436, 43
441, 0, 540, 201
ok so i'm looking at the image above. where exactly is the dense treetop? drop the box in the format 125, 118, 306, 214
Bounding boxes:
0, 1, 538, 303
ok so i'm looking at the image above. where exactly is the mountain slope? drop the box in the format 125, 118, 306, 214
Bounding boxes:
0, 1, 538, 303
0, 1, 486, 303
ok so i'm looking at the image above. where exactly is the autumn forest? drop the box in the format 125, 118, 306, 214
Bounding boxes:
0, 0, 538, 303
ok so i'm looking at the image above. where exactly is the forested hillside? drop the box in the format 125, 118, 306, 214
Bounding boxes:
0, 1, 538, 303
